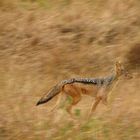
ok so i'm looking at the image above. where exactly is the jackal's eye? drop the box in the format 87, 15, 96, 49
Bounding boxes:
120, 68, 123, 71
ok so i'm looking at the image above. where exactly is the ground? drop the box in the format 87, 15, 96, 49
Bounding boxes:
0, 0, 140, 140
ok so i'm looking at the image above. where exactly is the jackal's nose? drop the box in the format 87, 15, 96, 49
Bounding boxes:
125, 72, 133, 79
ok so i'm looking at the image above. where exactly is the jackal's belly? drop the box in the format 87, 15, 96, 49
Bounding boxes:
63, 83, 98, 97
81, 84, 98, 97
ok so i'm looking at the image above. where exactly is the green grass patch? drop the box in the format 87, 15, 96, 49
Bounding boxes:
74, 109, 81, 117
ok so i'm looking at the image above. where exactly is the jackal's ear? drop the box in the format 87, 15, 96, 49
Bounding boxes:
115, 61, 122, 67
115, 61, 122, 70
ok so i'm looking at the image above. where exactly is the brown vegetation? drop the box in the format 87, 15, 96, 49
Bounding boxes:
126, 43, 140, 70
0, 0, 140, 140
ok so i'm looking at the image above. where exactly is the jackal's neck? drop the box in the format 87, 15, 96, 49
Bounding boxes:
103, 72, 118, 85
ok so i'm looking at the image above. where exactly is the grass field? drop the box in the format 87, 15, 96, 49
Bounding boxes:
0, 0, 140, 140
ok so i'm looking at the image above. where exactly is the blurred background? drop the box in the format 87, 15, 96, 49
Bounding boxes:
0, 0, 140, 140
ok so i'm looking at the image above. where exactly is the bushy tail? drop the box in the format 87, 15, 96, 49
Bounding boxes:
36, 84, 63, 106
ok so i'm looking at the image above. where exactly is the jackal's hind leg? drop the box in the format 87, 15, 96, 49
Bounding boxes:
66, 95, 81, 118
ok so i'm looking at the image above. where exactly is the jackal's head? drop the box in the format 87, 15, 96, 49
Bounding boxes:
115, 61, 133, 79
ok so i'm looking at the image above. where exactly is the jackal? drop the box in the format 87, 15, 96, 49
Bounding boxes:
36, 61, 132, 117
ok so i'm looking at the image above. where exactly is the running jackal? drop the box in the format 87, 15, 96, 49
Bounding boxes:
36, 61, 132, 117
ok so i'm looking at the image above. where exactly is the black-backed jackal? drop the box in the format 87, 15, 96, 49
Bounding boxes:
36, 61, 132, 118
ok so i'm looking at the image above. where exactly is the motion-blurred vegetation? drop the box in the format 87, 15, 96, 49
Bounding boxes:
0, 0, 140, 140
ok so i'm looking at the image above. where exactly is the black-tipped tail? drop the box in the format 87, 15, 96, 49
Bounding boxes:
36, 100, 46, 106
36, 84, 62, 106
36, 96, 53, 106
36, 100, 43, 106
36, 101, 41, 106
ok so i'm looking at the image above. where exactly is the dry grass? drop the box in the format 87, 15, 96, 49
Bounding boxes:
0, 0, 140, 140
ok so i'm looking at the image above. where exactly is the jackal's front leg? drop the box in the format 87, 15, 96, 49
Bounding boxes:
101, 93, 108, 105
88, 97, 101, 119
88, 87, 107, 118
97, 86, 109, 106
